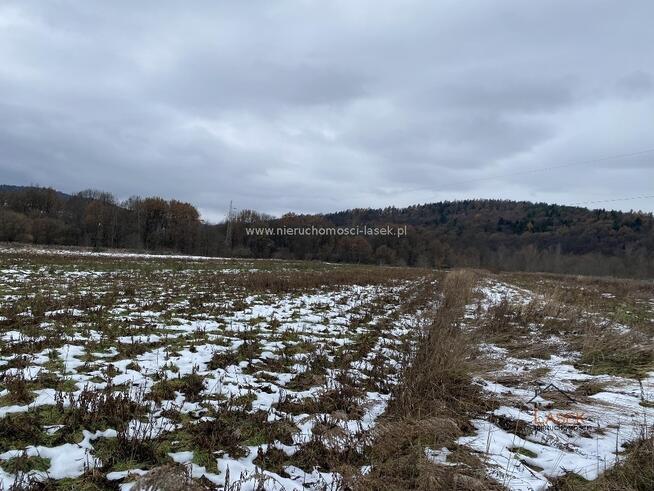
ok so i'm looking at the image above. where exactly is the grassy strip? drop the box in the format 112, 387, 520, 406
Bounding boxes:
354, 270, 502, 490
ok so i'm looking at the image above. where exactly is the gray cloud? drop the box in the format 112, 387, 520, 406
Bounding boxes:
616, 71, 653, 98
1, 0, 653, 219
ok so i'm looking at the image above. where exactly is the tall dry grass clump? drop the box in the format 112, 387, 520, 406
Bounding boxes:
132, 463, 208, 490
355, 270, 501, 491
390, 269, 478, 418
439, 268, 476, 312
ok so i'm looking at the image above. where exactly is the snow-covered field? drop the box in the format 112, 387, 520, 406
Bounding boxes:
0, 247, 652, 490
457, 278, 654, 490
0, 248, 432, 489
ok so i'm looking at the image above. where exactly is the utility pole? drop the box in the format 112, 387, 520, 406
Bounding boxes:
224, 200, 233, 250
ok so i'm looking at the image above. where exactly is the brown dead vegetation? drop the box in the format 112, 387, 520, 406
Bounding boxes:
355, 270, 502, 490
211, 267, 429, 294
132, 463, 210, 490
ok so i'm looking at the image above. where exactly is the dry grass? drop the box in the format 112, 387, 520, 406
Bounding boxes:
55, 384, 148, 433
223, 267, 428, 293
390, 270, 485, 418
355, 270, 502, 491
574, 323, 654, 378
0, 372, 33, 405
503, 272, 654, 336
132, 463, 209, 490
476, 278, 654, 376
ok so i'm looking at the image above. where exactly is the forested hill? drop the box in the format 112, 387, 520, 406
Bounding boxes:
325, 200, 651, 258
1, 185, 653, 278
0, 184, 71, 200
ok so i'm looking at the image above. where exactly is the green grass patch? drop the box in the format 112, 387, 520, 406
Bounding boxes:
1, 454, 50, 474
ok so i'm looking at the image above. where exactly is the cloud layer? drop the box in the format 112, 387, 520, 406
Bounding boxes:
1, 0, 653, 219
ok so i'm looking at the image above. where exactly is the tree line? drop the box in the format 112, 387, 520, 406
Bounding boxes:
1, 185, 653, 278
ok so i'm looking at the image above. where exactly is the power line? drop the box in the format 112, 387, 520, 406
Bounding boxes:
419, 147, 654, 210
434, 147, 654, 190
567, 194, 654, 207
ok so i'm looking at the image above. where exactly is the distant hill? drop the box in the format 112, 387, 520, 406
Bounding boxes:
323, 199, 652, 258
1, 184, 653, 278
0, 184, 72, 200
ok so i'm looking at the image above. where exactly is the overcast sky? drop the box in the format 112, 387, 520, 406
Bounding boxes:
1, 0, 653, 220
